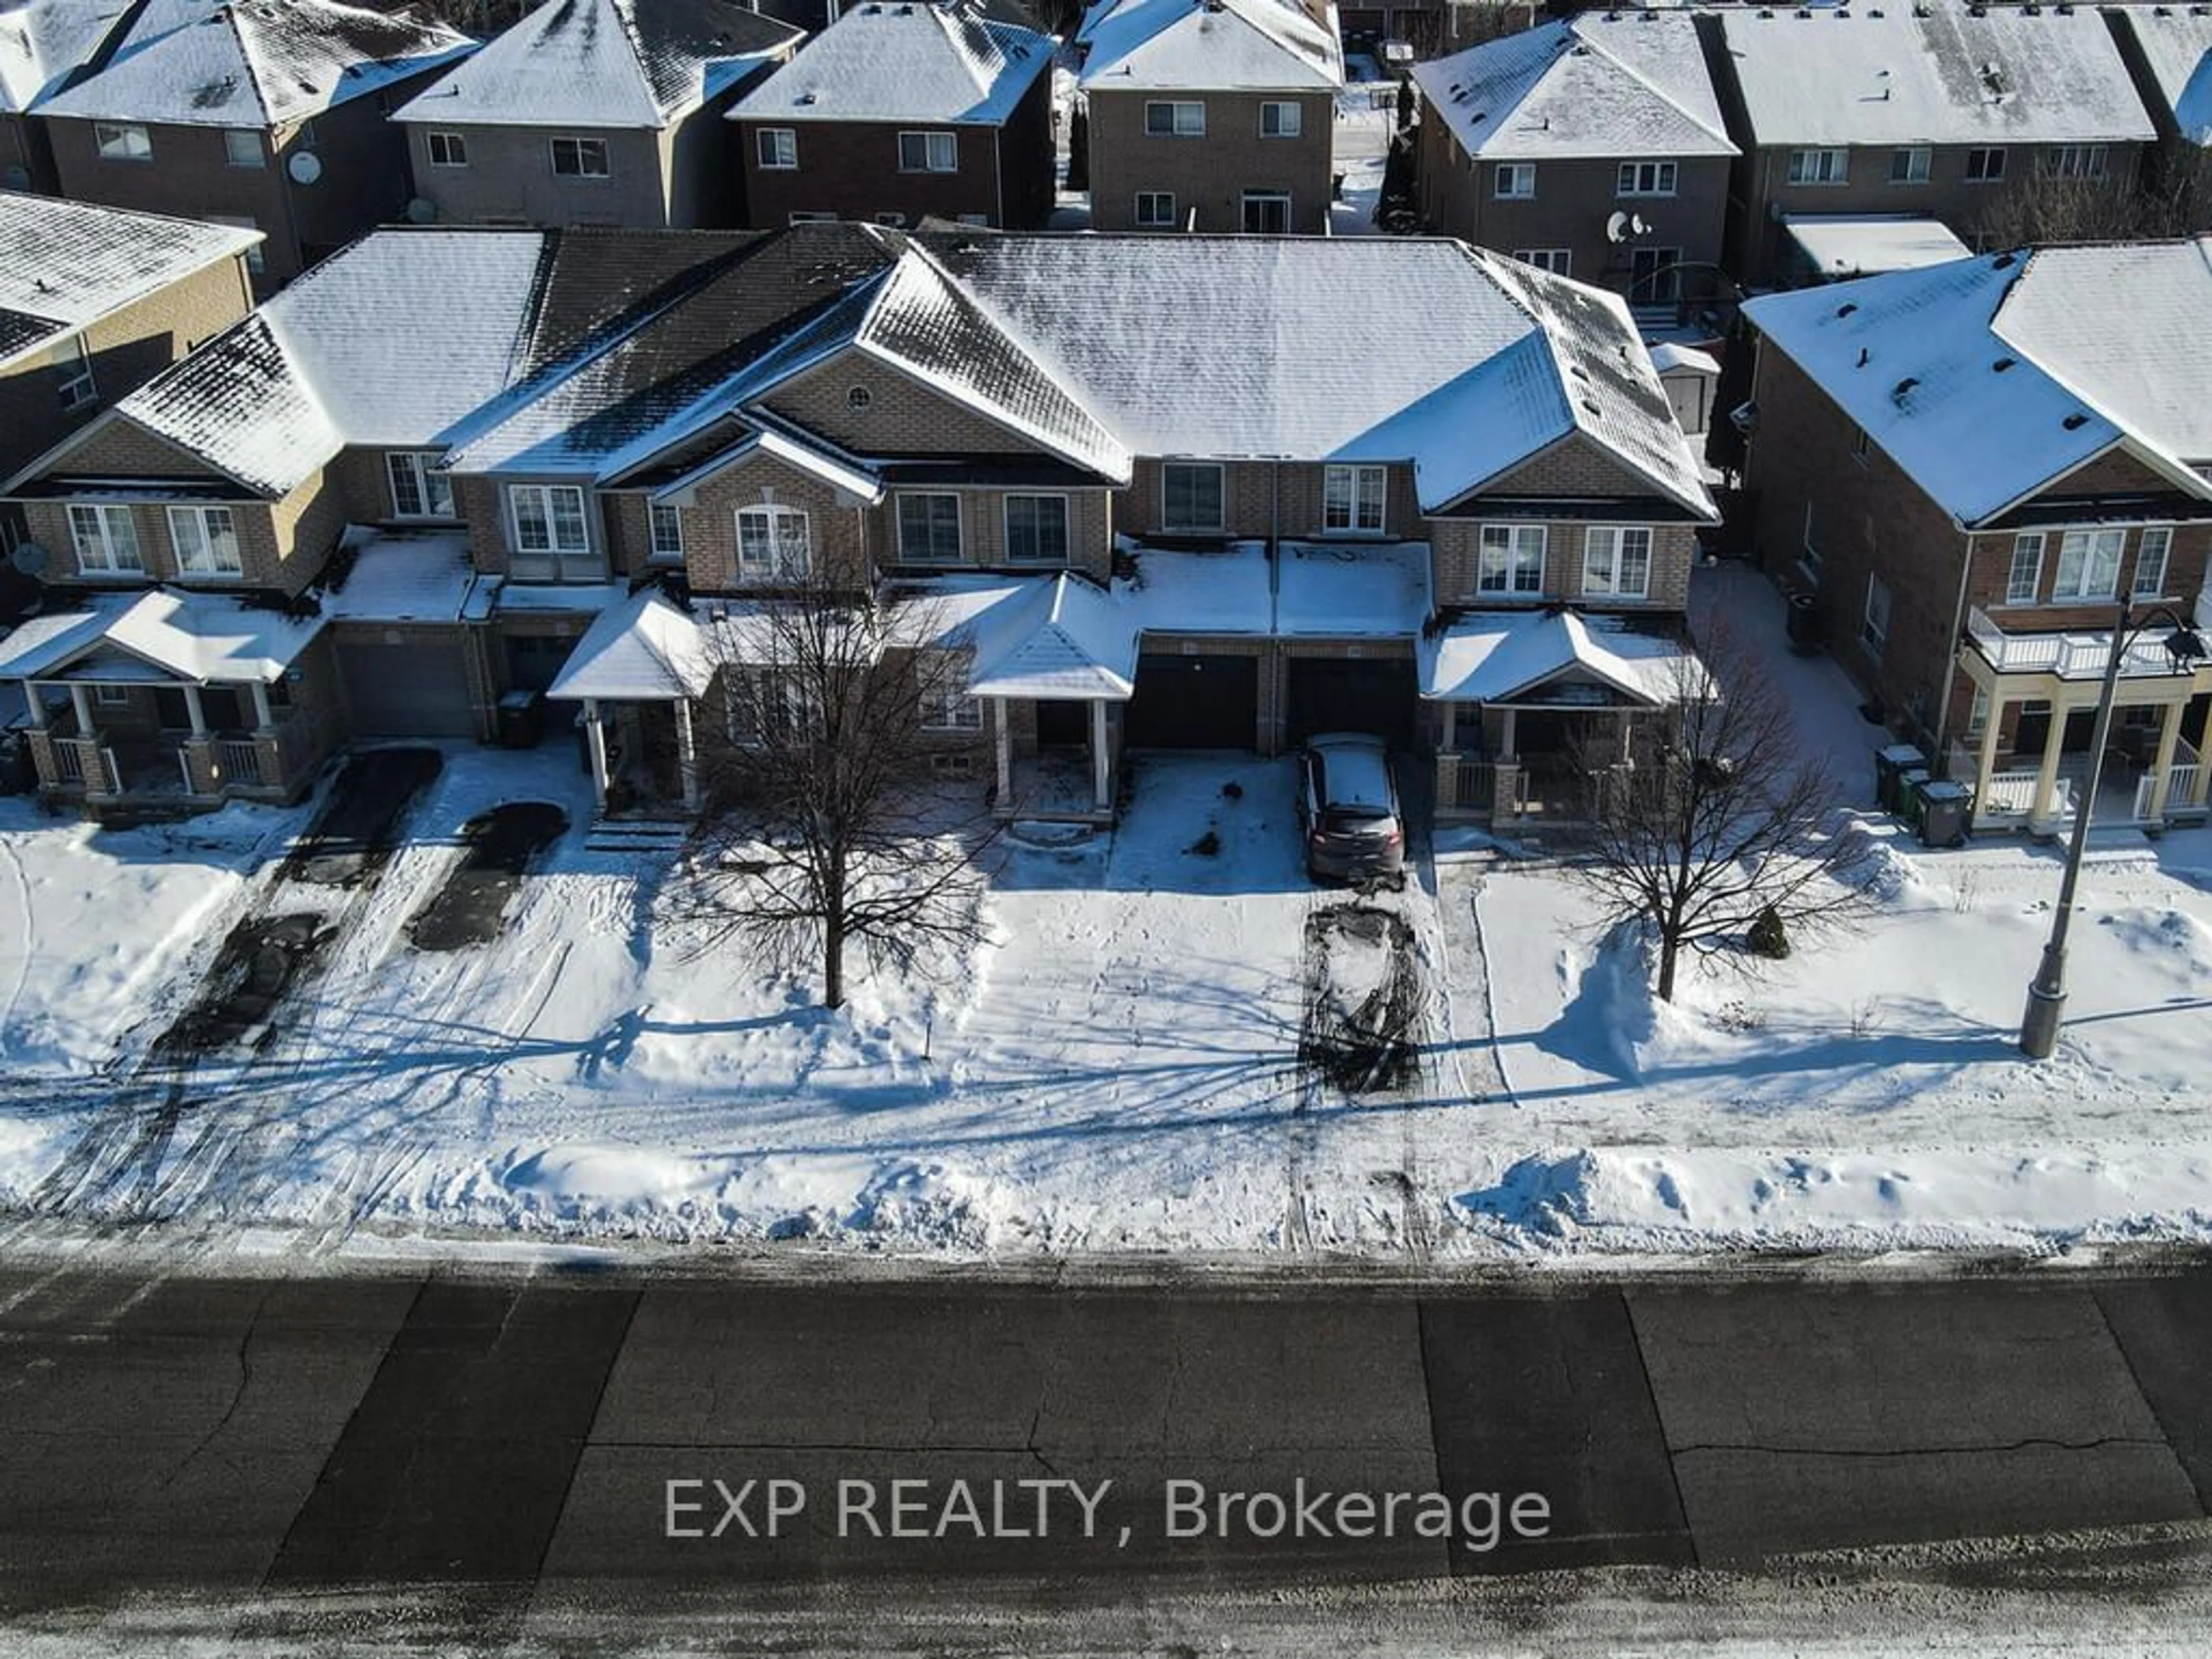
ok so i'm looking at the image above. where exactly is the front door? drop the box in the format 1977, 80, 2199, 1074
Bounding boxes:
1036, 699, 1088, 748
153, 687, 191, 730
1241, 191, 1291, 234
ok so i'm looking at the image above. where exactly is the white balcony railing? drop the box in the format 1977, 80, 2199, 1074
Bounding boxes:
1966, 606, 2207, 681
214, 739, 262, 787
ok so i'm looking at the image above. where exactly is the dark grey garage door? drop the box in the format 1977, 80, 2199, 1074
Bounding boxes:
1124, 653, 1258, 748
336, 637, 476, 738
1285, 656, 1417, 748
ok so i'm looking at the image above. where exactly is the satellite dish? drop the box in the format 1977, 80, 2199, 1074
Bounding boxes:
2, 163, 28, 191
10, 541, 50, 578
1605, 211, 1629, 243
404, 195, 438, 224
1631, 213, 1651, 237
287, 149, 323, 185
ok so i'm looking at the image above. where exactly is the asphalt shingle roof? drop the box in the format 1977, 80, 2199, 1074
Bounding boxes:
1075, 0, 1339, 92
728, 0, 1051, 125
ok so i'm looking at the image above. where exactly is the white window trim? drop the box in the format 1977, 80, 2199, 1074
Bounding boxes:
1160, 462, 1225, 533
1321, 464, 1387, 536
507, 483, 592, 560
69, 504, 143, 576
94, 685, 133, 707
1476, 524, 1547, 596
1134, 191, 1176, 228
1240, 190, 1291, 233
736, 502, 812, 581
649, 502, 685, 565
895, 491, 963, 563
167, 505, 243, 578
1510, 248, 1571, 275
921, 686, 984, 732
1145, 100, 1205, 137
550, 135, 609, 179
1003, 493, 1071, 565
756, 127, 797, 170
1861, 571, 1892, 656
1965, 146, 2006, 184
426, 130, 468, 168
2051, 525, 2126, 600
1494, 162, 1535, 199
2046, 143, 2108, 181
1786, 147, 1847, 186
1798, 500, 1821, 585
93, 122, 150, 161
54, 335, 96, 410
1615, 159, 1676, 198
222, 128, 263, 169
1259, 100, 1302, 138
1581, 525, 1653, 599
387, 451, 453, 520
896, 130, 957, 173
2002, 531, 2045, 607
1889, 146, 1930, 184
2132, 525, 2173, 599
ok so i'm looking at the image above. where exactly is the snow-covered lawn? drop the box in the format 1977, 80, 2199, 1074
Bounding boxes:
3, 563, 2212, 1261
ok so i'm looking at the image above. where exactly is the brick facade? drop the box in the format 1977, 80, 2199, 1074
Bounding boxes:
1085, 88, 1335, 233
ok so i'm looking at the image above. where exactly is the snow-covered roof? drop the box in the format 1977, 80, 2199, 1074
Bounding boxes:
0, 0, 134, 115
394, 0, 798, 131
728, 0, 1052, 125
103, 230, 549, 495
546, 586, 714, 699
1715, 6, 2155, 149
37, 0, 476, 129
1419, 607, 1699, 705
2111, 8, 2212, 147
1744, 240, 2212, 528
1648, 341, 1718, 376
318, 530, 480, 622
1783, 214, 1972, 282
1276, 540, 1430, 637
648, 422, 884, 503
921, 234, 1713, 517
1112, 542, 1272, 635
1410, 13, 1732, 164
892, 574, 1135, 699
0, 192, 259, 373
1076, 0, 1340, 92
0, 586, 323, 683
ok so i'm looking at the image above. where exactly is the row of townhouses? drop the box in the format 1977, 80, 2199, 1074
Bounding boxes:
0, 209, 1715, 828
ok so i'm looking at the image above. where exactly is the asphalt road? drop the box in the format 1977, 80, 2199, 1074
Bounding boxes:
2, 1260, 2211, 1639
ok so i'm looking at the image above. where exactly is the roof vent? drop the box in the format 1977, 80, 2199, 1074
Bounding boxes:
1891, 376, 1919, 402
2062, 412, 2089, 430
1993, 354, 2016, 372
1581, 398, 1603, 419
1991, 250, 2017, 268
796, 89, 816, 103
1836, 300, 1858, 316
1855, 346, 1869, 368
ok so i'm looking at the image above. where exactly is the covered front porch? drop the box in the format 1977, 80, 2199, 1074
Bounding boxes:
1420, 608, 1702, 825
986, 695, 1122, 824
1948, 608, 2212, 835
0, 590, 335, 809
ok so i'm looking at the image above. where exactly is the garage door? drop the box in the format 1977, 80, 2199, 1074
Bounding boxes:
1124, 653, 1259, 748
1284, 656, 1417, 748
336, 636, 476, 738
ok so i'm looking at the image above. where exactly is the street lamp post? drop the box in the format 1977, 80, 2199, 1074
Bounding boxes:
2019, 601, 2208, 1059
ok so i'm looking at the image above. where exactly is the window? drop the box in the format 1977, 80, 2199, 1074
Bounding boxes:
210, 215, 264, 275
1145, 101, 1205, 137
1850, 423, 1870, 465
1512, 248, 1570, 274
2134, 527, 2172, 599
896, 493, 962, 562
787, 211, 835, 224
1582, 526, 1652, 598
874, 213, 906, 227
509, 483, 590, 559
1240, 191, 1289, 234
168, 506, 242, 576
1322, 464, 1386, 534
550, 136, 609, 177
1785, 147, 1847, 185
756, 127, 797, 169
69, 505, 142, 574
1494, 162, 1535, 199
1005, 494, 1069, 563
426, 130, 468, 168
1260, 100, 1301, 138
956, 214, 989, 226
1965, 146, 2006, 183
2005, 532, 2044, 605
736, 504, 810, 579
2046, 144, 2107, 181
386, 452, 454, 518
94, 685, 132, 707
1967, 685, 1990, 738
1630, 245, 1683, 303
897, 130, 957, 173
1615, 159, 1676, 196
2052, 527, 2124, 599
222, 128, 263, 168
649, 503, 684, 564
1135, 191, 1176, 228
1800, 499, 1821, 579
1161, 463, 1224, 531
726, 668, 808, 748
53, 336, 96, 411
94, 122, 150, 161
1861, 572, 1892, 655
1889, 146, 1930, 184
1477, 524, 1546, 594
921, 687, 983, 731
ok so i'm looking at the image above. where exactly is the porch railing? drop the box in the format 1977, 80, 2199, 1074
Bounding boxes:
51, 738, 85, 786
1451, 755, 1497, 813
1965, 606, 2196, 680
1980, 771, 2041, 817
50, 738, 119, 794
214, 739, 263, 787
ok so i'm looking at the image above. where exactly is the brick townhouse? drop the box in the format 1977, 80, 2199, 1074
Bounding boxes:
0, 224, 1713, 830
32, 0, 475, 295
2108, 6, 2212, 199
1, 0, 141, 193
1075, 0, 1342, 234
1410, 12, 1736, 308
391, 0, 802, 230
1739, 238, 2212, 837
1707, 5, 2157, 287
726, 0, 1056, 230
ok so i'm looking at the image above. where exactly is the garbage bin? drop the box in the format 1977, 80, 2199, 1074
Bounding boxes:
1919, 779, 1970, 849
1785, 592, 1820, 653
1899, 767, 1931, 832
1874, 743, 1926, 812
497, 689, 544, 748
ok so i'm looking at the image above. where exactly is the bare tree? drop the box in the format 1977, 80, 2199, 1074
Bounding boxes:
1978, 158, 2212, 248
679, 564, 998, 1010
1564, 624, 1874, 1003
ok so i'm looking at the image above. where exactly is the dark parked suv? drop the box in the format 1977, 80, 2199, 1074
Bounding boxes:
1297, 733, 1405, 886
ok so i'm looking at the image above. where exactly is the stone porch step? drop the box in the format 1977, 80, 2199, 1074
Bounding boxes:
584, 819, 691, 855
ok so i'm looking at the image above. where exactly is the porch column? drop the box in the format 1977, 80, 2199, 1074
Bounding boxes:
1090, 699, 1109, 812
2194, 732, 2212, 809
2031, 695, 2069, 831
994, 698, 1012, 805
250, 681, 274, 731
1974, 692, 2005, 816
69, 683, 93, 736
1440, 700, 1457, 752
1498, 706, 1518, 761
673, 696, 699, 811
582, 697, 610, 804
22, 684, 46, 730
2146, 699, 2185, 821
181, 684, 207, 738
